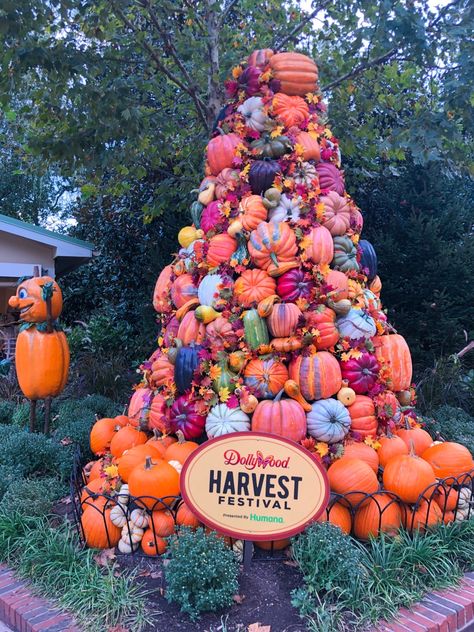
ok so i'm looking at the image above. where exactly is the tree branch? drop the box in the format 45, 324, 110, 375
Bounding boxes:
219, 0, 242, 28
274, 0, 332, 50
181, 0, 206, 34
428, 0, 464, 29
322, 47, 398, 91
110, 0, 209, 130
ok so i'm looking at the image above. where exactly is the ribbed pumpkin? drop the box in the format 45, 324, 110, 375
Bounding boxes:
247, 48, 274, 68
146, 432, 177, 457
150, 355, 175, 388
289, 351, 342, 401
90, 417, 121, 455
118, 444, 163, 482
347, 395, 378, 438
150, 510, 175, 537
207, 234, 237, 267
267, 303, 302, 337
321, 191, 351, 236
421, 442, 474, 480
251, 390, 307, 442
248, 160, 281, 194
234, 269, 276, 307
176, 311, 206, 345
405, 500, 442, 532
296, 131, 320, 162
167, 394, 206, 439
342, 442, 379, 473
239, 195, 268, 230
176, 501, 201, 530
244, 357, 289, 398
206, 132, 241, 175
164, 435, 199, 464
110, 426, 148, 458
317, 502, 352, 534
152, 264, 173, 313
359, 239, 378, 282
305, 307, 339, 349
304, 224, 334, 265
332, 236, 360, 273
327, 458, 379, 507
435, 486, 460, 512
374, 334, 412, 391
81, 506, 121, 549
324, 269, 349, 300
170, 273, 198, 309
272, 93, 309, 128
276, 268, 314, 302
205, 316, 239, 349
340, 352, 380, 394
215, 168, 241, 199
205, 403, 251, 437
396, 424, 433, 456
248, 221, 297, 271
336, 309, 376, 341
141, 531, 167, 556
269, 52, 318, 96
129, 457, 180, 510
353, 494, 402, 540
317, 162, 345, 195
383, 454, 436, 504
306, 398, 351, 443
377, 434, 408, 468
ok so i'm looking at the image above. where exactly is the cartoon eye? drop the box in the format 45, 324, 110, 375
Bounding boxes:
18, 288, 28, 299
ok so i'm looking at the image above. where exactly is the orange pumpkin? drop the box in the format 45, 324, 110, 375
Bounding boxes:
243, 358, 289, 399
150, 355, 175, 388
248, 48, 274, 68
90, 417, 121, 455
87, 458, 104, 482
248, 221, 297, 271
239, 195, 268, 231
396, 424, 433, 456
206, 132, 242, 175
369, 275, 382, 296
152, 265, 173, 313
270, 336, 303, 352
383, 454, 436, 504
317, 501, 352, 534
251, 390, 307, 442
8, 275, 63, 322
150, 510, 175, 537
234, 269, 276, 307
267, 303, 302, 337
347, 396, 378, 438
325, 270, 349, 300
321, 191, 351, 236
15, 328, 69, 400
110, 426, 148, 458
327, 458, 379, 507
205, 316, 239, 349
289, 351, 342, 401
296, 131, 320, 162
404, 500, 442, 532
129, 457, 180, 511
434, 486, 459, 512
272, 93, 309, 128
141, 529, 167, 556
146, 432, 177, 457
269, 52, 318, 96
254, 539, 291, 551
164, 434, 199, 465
81, 476, 106, 506
421, 442, 474, 481
374, 334, 412, 391
304, 225, 334, 265
81, 506, 121, 549
377, 434, 408, 468
170, 273, 198, 309
341, 442, 379, 473
353, 493, 402, 540
176, 501, 201, 530
305, 307, 339, 349
207, 234, 237, 267
117, 444, 163, 482
177, 311, 206, 345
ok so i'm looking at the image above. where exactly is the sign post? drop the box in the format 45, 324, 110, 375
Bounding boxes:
180, 432, 330, 566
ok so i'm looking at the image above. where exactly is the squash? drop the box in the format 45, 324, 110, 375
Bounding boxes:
234, 269, 276, 307
332, 236, 360, 273
268, 193, 303, 223
174, 344, 202, 394
269, 52, 318, 96
243, 309, 269, 350
283, 379, 312, 412
276, 268, 313, 302
306, 398, 351, 443
289, 351, 342, 401
205, 403, 251, 438
252, 390, 307, 442
359, 239, 378, 282
316, 162, 345, 195
251, 133, 292, 159
337, 386, 356, 406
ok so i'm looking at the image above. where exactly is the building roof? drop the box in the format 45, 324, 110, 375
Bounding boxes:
0, 213, 94, 250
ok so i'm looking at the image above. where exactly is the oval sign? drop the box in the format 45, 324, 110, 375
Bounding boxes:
180, 432, 329, 541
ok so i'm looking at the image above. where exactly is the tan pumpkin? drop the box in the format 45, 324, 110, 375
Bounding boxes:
321, 191, 352, 236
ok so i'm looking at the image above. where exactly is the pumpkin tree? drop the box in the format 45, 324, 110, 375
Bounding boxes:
83, 49, 474, 548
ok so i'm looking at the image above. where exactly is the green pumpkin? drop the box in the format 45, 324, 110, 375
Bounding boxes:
251, 134, 292, 158
232, 233, 249, 265
332, 236, 360, 273
212, 355, 237, 394
243, 309, 269, 350
190, 201, 203, 229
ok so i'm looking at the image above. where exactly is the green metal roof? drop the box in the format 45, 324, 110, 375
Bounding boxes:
0, 212, 95, 250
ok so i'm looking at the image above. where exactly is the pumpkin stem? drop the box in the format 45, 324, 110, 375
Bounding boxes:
408, 439, 417, 457
270, 252, 279, 268
274, 389, 284, 403
176, 430, 186, 444
144, 456, 154, 470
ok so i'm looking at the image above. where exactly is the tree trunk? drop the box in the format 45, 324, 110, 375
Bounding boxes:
205, 1, 223, 133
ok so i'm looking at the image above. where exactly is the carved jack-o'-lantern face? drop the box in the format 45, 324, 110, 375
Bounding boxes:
8, 276, 63, 322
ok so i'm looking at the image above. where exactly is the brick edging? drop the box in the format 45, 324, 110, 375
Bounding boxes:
0, 565, 79, 632
373, 572, 474, 632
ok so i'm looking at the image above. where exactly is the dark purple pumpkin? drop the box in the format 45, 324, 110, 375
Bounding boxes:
359, 239, 378, 282
174, 345, 202, 394
316, 162, 345, 195
163, 316, 180, 347
276, 268, 314, 302
167, 394, 206, 439
238, 66, 261, 96
340, 352, 380, 394
249, 160, 281, 194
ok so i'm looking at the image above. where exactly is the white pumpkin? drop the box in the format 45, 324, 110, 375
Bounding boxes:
110, 504, 128, 528
122, 523, 144, 544
169, 459, 183, 474
198, 273, 223, 308
130, 508, 149, 529
205, 403, 250, 438
116, 484, 129, 506
336, 309, 376, 340
268, 194, 303, 223
237, 97, 268, 131
307, 398, 351, 444
118, 537, 139, 554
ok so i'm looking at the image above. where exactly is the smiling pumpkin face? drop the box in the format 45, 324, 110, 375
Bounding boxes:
8, 276, 63, 322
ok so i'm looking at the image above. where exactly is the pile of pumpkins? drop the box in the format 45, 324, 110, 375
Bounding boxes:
80, 48, 474, 552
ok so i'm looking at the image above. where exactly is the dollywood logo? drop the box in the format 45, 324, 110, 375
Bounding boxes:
223, 449, 290, 470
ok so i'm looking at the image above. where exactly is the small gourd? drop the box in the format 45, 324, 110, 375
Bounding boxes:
195, 305, 220, 324
110, 504, 128, 528
130, 508, 149, 529
178, 226, 204, 248
122, 523, 144, 544
118, 537, 139, 554
117, 484, 130, 506
337, 385, 357, 406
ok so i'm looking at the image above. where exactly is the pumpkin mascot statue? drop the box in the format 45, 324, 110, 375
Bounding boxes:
9, 266, 69, 433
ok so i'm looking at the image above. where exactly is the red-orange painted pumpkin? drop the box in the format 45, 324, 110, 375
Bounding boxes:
272, 93, 309, 128
239, 195, 268, 231
177, 311, 206, 345
374, 334, 412, 391
296, 131, 320, 162
347, 395, 378, 438
153, 265, 173, 313
234, 269, 276, 307
269, 52, 318, 96
267, 303, 302, 337
206, 133, 242, 175
289, 351, 342, 401
251, 390, 307, 442
170, 273, 198, 309
304, 225, 334, 265
305, 307, 339, 349
248, 221, 297, 271
207, 234, 237, 267
324, 270, 349, 300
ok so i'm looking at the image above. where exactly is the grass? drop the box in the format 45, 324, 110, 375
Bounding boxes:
0, 512, 156, 631
292, 520, 474, 632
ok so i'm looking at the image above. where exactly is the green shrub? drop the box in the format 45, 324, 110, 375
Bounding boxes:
0, 401, 15, 425
423, 405, 474, 454
54, 418, 93, 461
165, 528, 239, 620
0, 431, 72, 481
0, 476, 65, 517
0, 465, 24, 501
12, 402, 35, 429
